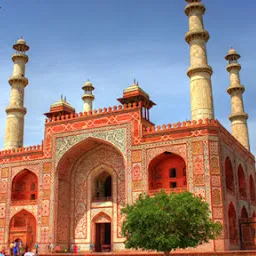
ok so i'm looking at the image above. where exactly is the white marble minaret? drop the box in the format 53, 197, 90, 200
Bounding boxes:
225, 48, 250, 151
4, 38, 30, 149
185, 0, 215, 121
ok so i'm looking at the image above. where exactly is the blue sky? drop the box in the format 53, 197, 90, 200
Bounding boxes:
0, 0, 255, 155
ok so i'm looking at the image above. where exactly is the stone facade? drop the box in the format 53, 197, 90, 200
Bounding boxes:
0, 111, 255, 253
0, 0, 255, 254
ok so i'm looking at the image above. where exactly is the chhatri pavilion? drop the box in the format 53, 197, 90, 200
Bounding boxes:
0, 0, 255, 253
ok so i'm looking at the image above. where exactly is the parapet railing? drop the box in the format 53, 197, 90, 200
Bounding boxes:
143, 118, 219, 135
0, 143, 43, 156
148, 187, 187, 196
91, 196, 113, 202
11, 199, 38, 205
45, 102, 141, 124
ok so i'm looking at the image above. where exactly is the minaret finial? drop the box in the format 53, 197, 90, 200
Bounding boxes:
185, 0, 214, 121
225, 48, 250, 151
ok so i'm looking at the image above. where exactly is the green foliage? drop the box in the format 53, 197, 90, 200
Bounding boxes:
121, 191, 222, 254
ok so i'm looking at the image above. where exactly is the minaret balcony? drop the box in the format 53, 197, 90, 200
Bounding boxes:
6, 106, 27, 115
229, 112, 248, 122
226, 63, 241, 72
185, 30, 209, 44
187, 64, 213, 77
8, 75, 28, 87
227, 84, 245, 94
82, 94, 95, 100
185, 2, 205, 16
12, 53, 29, 63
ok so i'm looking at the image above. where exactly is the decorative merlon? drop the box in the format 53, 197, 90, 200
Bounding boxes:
45, 102, 142, 124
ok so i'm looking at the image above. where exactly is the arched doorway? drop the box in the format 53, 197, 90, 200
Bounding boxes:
148, 151, 187, 194
11, 170, 38, 203
9, 210, 36, 251
238, 165, 247, 199
93, 171, 112, 201
228, 202, 238, 244
225, 157, 234, 192
92, 213, 111, 252
240, 206, 253, 249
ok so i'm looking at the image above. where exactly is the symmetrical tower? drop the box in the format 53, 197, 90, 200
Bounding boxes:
82, 80, 95, 112
225, 48, 250, 151
185, 0, 214, 121
4, 38, 30, 149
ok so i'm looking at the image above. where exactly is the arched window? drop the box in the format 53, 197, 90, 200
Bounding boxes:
93, 171, 112, 201
169, 168, 176, 178
241, 206, 248, 219
148, 152, 186, 194
225, 157, 234, 192
249, 175, 255, 201
238, 165, 247, 199
228, 202, 238, 243
11, 170, 38, 202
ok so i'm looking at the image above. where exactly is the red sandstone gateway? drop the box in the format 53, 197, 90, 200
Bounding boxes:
0, 0, 255, 254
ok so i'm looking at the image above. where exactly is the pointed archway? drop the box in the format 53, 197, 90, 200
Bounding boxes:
228, 202, 238, 244
148, 151, 187, 194
9, 210, 36, 251
225, 157, 234, 192
92, 213, 111, 252
56, 137, 125, 249
11, 170, 38, 203
238, 165, 247, 199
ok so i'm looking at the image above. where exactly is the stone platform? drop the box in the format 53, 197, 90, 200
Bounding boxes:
38, 251, 256, 256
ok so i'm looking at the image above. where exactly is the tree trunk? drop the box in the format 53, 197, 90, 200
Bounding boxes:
164, 250, 170, 256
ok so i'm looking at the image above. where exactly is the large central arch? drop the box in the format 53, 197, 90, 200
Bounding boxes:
55, 137, 125, 250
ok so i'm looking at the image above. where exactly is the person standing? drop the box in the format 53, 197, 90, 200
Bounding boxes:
13, 242, 18, 256
19, 242, 24, 256
9, 242, 14, 256
34, 242, 39, 256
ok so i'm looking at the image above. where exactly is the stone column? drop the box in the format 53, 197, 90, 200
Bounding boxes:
225, 48, 250, 151
4, 38, 29, 149
185, 0, 214, 120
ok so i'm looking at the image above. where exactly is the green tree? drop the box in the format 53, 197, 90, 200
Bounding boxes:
121, 191, 222, 256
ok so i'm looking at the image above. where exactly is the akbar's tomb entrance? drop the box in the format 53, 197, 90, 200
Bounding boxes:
56, 137, 125, 251
9, 210, 36, 251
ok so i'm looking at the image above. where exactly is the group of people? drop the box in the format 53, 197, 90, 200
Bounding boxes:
9, 241, 28, 256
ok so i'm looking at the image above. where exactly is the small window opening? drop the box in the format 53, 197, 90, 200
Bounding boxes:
170, 182, 177, 188
169, 168, 176, 178
30, 194, 36, 200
